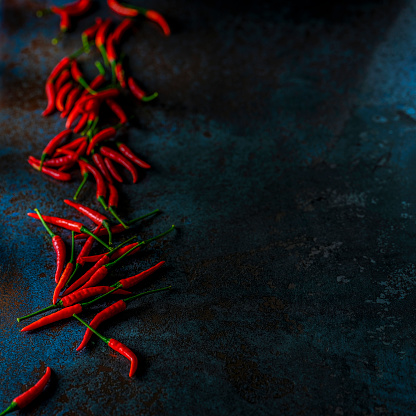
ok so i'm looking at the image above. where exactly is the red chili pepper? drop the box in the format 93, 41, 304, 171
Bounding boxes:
64, 199, 113, 244
33, 209, 66, 284
77, 299, 126, 351
77, 88, 120, 111
62, 0, 92, 17
106, 33, 117, 64
104, 157, 123, 183
78, 159, 107, 206
28, 158, 72, 181
40, 129, 72, 169
87, 127, 117, 155
116, 142, 151, 169
92, 152, 113, 183
21, 304, 82, 332
55, 68, 71, 91
84, 74, 106, 93
42, 82, 56, 117
96, 18, 112, 66
106, 100, 127, 124
60, 286, 131, 307
107, 0, 138, 17
115, 62, 126, 88
76, 227, 103, 267
145, 10, 171, 36
51, 6, 70, 33
56, 136, 86, 153
0, 367, 52, 415
29, 154, 74, 168
56, 81, 74, 112
117, 261, 165, 289
66, 105, 82, 129
62, 86, 82, 118
109, 242, 140, 261
78, 253, 107, 263
108, 339, 138, 377
71, 60, 96, 94
73, 112, 89, 134
107, 183, 128, 228
127, 77, 158, 102
82, 17, 103, 50
47, 56, 72, 83
100, 146, 138, 183
113, 18, 134, 44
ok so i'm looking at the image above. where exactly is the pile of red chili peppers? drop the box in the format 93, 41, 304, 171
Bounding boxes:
2, 1, 173, 414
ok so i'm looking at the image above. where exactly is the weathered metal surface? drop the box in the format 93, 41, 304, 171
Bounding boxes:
1, 0, 416, 414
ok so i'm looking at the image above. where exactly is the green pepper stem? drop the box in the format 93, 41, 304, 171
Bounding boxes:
78, 77, 97, 95
73, 314, 110, 344
80, 287, 119, 307
123, 285, 172, 304
99, 45, 109, 67
142, 92, 158, 102
102, 220, 112, 246
105, 243, 139, 269
95, 61, 106, 75
0, 401, 18, 416
74, 173, 88, 200
109, 206, 129, 229
82, 34, 90, 52
70, 41, 94, 59
17, 304, 57, 323
110, 60, 116, 84
39, 153, 47, 171
34, 208, 56, 238
109, 235, 137, 253
98, 196, 108, 211
143, 225, 175, 246
65, 262, 80, 287
127, 209, 160, 225
80, 226, 111, 250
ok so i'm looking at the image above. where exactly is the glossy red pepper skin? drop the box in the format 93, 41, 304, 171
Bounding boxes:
55, 69, 71, 91
78, 160, 107, 200
77, 300, 126, 351
29, 155, 74, 168
78, 266, 109, 290
27, 213, 84, 232
75, 223, 125, 239
56, 136, 86, 153
77, 89, 120, 111
43, 129, 72, 158
116, 142, 151, 169
53, 262, 74, 304
62, 86, 82, 118
78, 253, 107, 263
113, 18, 133, 44
115, 63, 126, 88
96, 18, 112, 53
100, 146, 138, 183
66, 105, 82, 128
28, 159, 72, 181
108, 183, 118, 207
51, 6, 70, 32
104, 156, 124, 183
60, 286, 130, 307
51, 235, 66, 284
56, 81, 74, 112
127, 77, 146, 100
61, 0, 92, 16
76, 227, 103, 266
82, 17, 103, 40
74, 112, 89, 133
106, 99, 127, 124
108, 339, 138, 377
93, 153, 113, 183
109, 242, 140, 261
107, 0, 138, 17
106, 33, 117, 64
87, 127, 117, 155
118, 261, 165, 289
48, 57, 72, 83
21, 304, 82, 332
42, 82, 55, 117
11, 367, 52, 410
64, 199, 109, 226
145, 10, 171, 36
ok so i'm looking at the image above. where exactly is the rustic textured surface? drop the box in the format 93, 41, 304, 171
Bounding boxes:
1, 0, 416, 414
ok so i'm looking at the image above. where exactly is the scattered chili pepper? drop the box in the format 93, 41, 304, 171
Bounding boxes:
55, 69, 71, 91
92, 152, 113, 184
56, 136, 86, 153
115, 62, 126, 88
116, 142, 151, 169
144, 9, 171, 36
56, 81, 74, 112
28, 158, 72, 181
59, 286, 131, 307
62, 85, 82, 118
42, 81, 56, 117
47, 57, 72, 83
0, 367, 52, 416
40, 129, 72, 169
87, 126, 118, 155
106, 33, 117, 82
107, 0, 138, 17
71, 60, 96, 94
107, 182, 128, 228
113, 18, 134, 44
50, 6, 70, 33
127, 77, 158, 102
115, 261, 165, 289
61, 0, 92, 16
104, 157, 124, 183
78, 159, 108, 208
77, 88, 120, 111
100, 145, 138, 183
95, 18, 112, 67
106, 99, 127, 124
73, 112, 89, 134
82, 17, 103, 51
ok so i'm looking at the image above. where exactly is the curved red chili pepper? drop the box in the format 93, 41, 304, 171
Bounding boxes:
109, 242, 140, 261
60, 286, 130, 307
93, 153, 113, 183
29, 155, 74, 168
145, 10, 171, 36
96, 18, 112, 49
106, 33, 117, 64
43, 129, 72, 159
78, 266, 109, 290
62, 86, 82, 118
78, 159, 107, 202
78, 253, 107, 263
52, 235, 66, 283
27, 212, 84, 232
73, 112, 89, 133
28, 159, 72, 181
113, 18, 133, 44
56, 81, 74, 112
51, 6, 70, 32
42, 82, 56, 117
56, 136, 86, 153
21, 304, 82, 332
108, 339, 138, 377
76, 227, 103, 266
77, 88, 120, 111
116, 142, 151, 169
77, 300, 126, 351
118, 261, 165, 289
53, 262, 74, 304
107, 0, 138, 17
75, 223, 126, 240
106, 100, 127, 124
48, 56, 72, 83
104, 157, 123, 183
71, 60, 96, 94
127, 77, 158, 102
82, 17, 103, 48
66, 105, 82, 129
100, 146, 138, 183
108, 183, 118, 208
61, 0, 92, 16
115, 62, 126, 88
87, 127, 117, 155
55, 68, 71, 91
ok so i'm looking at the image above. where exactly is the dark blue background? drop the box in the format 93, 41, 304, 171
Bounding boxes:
1, 0, 416, 414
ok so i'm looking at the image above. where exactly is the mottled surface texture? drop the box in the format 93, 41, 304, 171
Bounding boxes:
0, 0, 415, 414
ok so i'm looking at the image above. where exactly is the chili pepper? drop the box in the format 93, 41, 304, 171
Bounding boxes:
115, 62, 126, 88
127, 77, 158, 102
100, 146, 138, 183
96, 19, 112, 67
106, 33, 117, 83
30, 154, 74, 168
56, 136, 86, 153
57, 140, 87, 171
82, 17, 103, 51
55, 68, 71, 91
115, 261, 165, 290
95, 60, 106, 76
61, 0, 92, 16
113, 18, 134, 44
39, 129, 72, 169
78, 253, 107, 263
92, 152, 113, 184
56, 81, 74, 112
51, 6, 70, 33
71, 60, 96, 94
0, 367, 52, 416
144, 9, 171, 36
87, 127, 118, 155
107, 0, 138, 17
59, 286, 131, 307
28, 158, 72, 181
47, 57, 71, 83
66, 105, 82, 129
42, 81, 55, 117
27, 212, 111, 250
106, 99, 127, 124
62, 85, 82, 118
64, 199, 113, 245
74, 209, 160, 239
78, 159, 107, 208
73, 112, 89, 134
53, 231, 75, 304
73, 314, 138, 377
21, 304, 82, 332
107, 182, 128, 228
104, 157, 123, 183
33, 209, 66, 284
77, 88, 120, 111
116, 142, 151, 169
